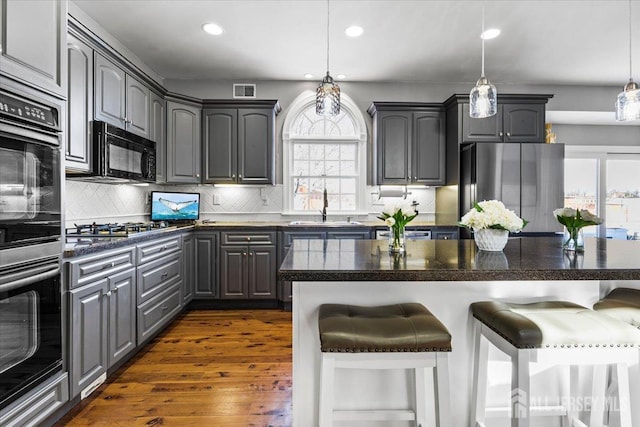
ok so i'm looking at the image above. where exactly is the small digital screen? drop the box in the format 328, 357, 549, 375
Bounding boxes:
150, 191, 200, 221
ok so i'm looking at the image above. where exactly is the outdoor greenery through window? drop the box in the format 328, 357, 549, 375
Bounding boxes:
288, 103, 361, 212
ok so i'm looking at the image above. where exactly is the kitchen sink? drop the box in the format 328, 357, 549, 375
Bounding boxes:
289, 220, 362, 226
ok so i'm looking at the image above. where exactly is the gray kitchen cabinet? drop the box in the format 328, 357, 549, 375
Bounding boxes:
182, 234, 195, 304
107, 268, 137, 368
368, 103, 445, 186
137, 283, 182, 345
0, 0, 67, 97
219, 230, 276, 299
202, 100, 280, 184
326, 230, 372, 239
150, 91, 166, 183
194, 232, 219, 298
167, 100, 201, 183
0, 372, 68, 427
94, 53, 150, 138
66, 33, 94, 173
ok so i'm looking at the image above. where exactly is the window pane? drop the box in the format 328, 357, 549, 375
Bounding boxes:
341, 161, 356, 175
293, 161, 309, 176
340, 145, 356, 160
325, 161, 340, 176
607, 159, 640, 239
309, 145, 324, 160
325, 145, 340, 160
341, 178, 356, 193
564, 159, 598, 212
310, 161, 324, 176
324, 178, 340, 193
340, 195, 357, 211
294, 144, 309, 160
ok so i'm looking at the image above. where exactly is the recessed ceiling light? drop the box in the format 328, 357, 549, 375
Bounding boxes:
345, 26, 363, 37
202, 23, 223, 35
481, 28, 501, 40
304, 73, 314, 79
336, 74, 346, 80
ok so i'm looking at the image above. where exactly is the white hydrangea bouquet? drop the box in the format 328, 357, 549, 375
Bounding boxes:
378, 202, 418, 252
460, 200, 527, 251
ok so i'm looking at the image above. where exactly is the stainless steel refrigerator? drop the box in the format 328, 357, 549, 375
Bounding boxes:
460, 143, 564, 237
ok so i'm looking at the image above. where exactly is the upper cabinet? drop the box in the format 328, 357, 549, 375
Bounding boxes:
202, 100, 280, 185
149, 92, 166, 183
166, 100, 201, 184
444, 94, 552, 144
0, 0, 67, 97
368, 102, 445, 186
94, 53, 149, 139
66, 34, 93, 173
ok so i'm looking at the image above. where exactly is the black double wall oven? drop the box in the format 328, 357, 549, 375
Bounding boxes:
0, 82, 64, 410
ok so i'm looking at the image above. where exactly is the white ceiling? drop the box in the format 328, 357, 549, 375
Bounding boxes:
72, 0, 639, 87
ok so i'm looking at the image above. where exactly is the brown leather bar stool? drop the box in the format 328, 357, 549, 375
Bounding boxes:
470, 300, 640, 427
318, 303, 452, 427
594, 288, 640, 328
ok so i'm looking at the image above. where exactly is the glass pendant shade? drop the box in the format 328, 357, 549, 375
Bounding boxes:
469, 75, 498, 118
316, 72, 341, 116
615, 80, 640, 122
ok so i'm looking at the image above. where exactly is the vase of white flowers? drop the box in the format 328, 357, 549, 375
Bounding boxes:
459, 200, 527, 251
553, 208, 603, 252
378, 203, 417, 253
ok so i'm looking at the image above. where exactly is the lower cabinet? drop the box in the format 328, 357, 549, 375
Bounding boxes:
182, 234, 195, 304
194, 232, 219, 298
0, 372, 68, 427
137, 283, 182, 344
69, 267, 136, 398
220, 244, 276, 299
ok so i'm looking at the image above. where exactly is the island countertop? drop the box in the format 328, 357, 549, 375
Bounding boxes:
278, 236, 640, 281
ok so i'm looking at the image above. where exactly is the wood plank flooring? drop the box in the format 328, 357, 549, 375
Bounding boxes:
55, 310, 293, 427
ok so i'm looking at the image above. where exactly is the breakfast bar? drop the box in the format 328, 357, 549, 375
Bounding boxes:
278, 237, 640, 427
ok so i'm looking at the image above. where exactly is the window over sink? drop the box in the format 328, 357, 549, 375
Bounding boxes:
282, 91, 367, 214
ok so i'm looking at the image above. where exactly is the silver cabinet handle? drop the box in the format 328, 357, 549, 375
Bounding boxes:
243, 252, 247, 256
161, 305, 168, 311
414, 176, 417, 180
196, 173, 200, 178
161, 272, 168, 279
102, 261, 115, 269
113, 288, 119, 293
231, 174, 235, 179
499, 131, 503, 137
247, 236, 251, 241
103, 290, 111, 297
238, 174, 242, 179
249, 252, 253, 256
160, 245, 167, 251
506, 132, 511, 137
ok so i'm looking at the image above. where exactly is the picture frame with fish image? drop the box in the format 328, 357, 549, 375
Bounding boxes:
150, 191, 200, 221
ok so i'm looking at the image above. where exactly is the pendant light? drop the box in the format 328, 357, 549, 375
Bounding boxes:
469, 5, 497, 118
615, 0, 640, 122
316, 0, 340, 116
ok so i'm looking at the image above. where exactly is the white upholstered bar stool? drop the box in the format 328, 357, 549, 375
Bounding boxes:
318, 303, 452, 427
470, 300, 640, 427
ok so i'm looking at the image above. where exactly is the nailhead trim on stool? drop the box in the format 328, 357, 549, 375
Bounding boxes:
318, 303, 452, 427
470, 300, 640, 427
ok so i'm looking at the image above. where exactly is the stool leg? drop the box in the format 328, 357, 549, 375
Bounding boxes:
415, 367, 427, 427
589, 365, 607, 427
567, 365, 580, 425
471, 324, 489, 427
319, 353, 335, 427
435, 352, 452, 427
511, 349, 530, 427
615, 362, 632, 427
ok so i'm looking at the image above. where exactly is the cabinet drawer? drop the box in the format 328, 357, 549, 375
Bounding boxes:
137, 284, 182, 345
281, 231, 326, 248
0, 372, 68, 427
67, 247, 135, 289
221, 231, 276, 245
137, 252, 181, 304
136, 235, 182, 264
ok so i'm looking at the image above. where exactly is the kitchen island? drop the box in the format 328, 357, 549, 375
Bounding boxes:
278, 237, 640, 427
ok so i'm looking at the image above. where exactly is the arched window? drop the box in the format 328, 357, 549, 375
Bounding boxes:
282, 91, 367, 214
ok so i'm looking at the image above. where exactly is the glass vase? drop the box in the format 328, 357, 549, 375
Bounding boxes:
562, 227, 584, 252
389, 225, 405, 253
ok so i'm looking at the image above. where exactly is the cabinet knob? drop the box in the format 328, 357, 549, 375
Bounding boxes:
231, 174, 235, 179
413, 176, 417, 180
506, 132, 511, 137
499, 131, 504, 137
161, 272, 168, 279
243, 252, 247, 256
103, 290, 111, 297
238, 174, 242, 179
249, 252, 253, 256
196, 173, 200, 178
113, 287, 119, 293
247, 236, 251, 241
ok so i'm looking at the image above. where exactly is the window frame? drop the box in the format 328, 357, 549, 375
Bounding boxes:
282, 91, 368, 215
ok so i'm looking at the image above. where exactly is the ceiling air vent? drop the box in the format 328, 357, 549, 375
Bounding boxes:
233, 84, 256, 99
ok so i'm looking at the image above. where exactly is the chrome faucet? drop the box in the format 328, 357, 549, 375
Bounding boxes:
320, 189, 328, 222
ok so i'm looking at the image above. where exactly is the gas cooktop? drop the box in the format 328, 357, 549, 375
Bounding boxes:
65, 222, 169, 239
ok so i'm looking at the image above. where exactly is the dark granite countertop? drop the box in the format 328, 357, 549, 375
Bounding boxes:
278, 237, 640, 281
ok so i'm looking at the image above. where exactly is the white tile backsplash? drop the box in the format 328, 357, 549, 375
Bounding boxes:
64, 180, 436, 226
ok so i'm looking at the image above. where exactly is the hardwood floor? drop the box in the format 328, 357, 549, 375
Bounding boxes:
55, 310, 293, 426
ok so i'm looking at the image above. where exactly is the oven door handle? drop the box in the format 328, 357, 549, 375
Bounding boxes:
0, 263, 60, 293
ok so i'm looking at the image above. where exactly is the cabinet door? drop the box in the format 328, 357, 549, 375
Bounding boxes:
202, 109, 237, 184
149, 92, 166, 182
461, 104, 502, 143
220, 246, 248, 299
238, 109, 274, 184
412, 111, 445, 185
108, 268, 136, 368
125, 75, 150, 138
376, 112, 411, 184
166, 101, 201, 183
66, 34, 93, 173
94, 54, 126, 128
502, 104, 545, 143
182, 235, 195, 304
195, 233, 218, 298
69, 280, 108, 398
0, 0, 67, 96
248, 245, 276, 299
327, 230, 371, 239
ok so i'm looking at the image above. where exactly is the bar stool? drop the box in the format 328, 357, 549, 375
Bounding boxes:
318, 303, 452, 427
470, 300, 640, 427
594, 288, 640, 328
